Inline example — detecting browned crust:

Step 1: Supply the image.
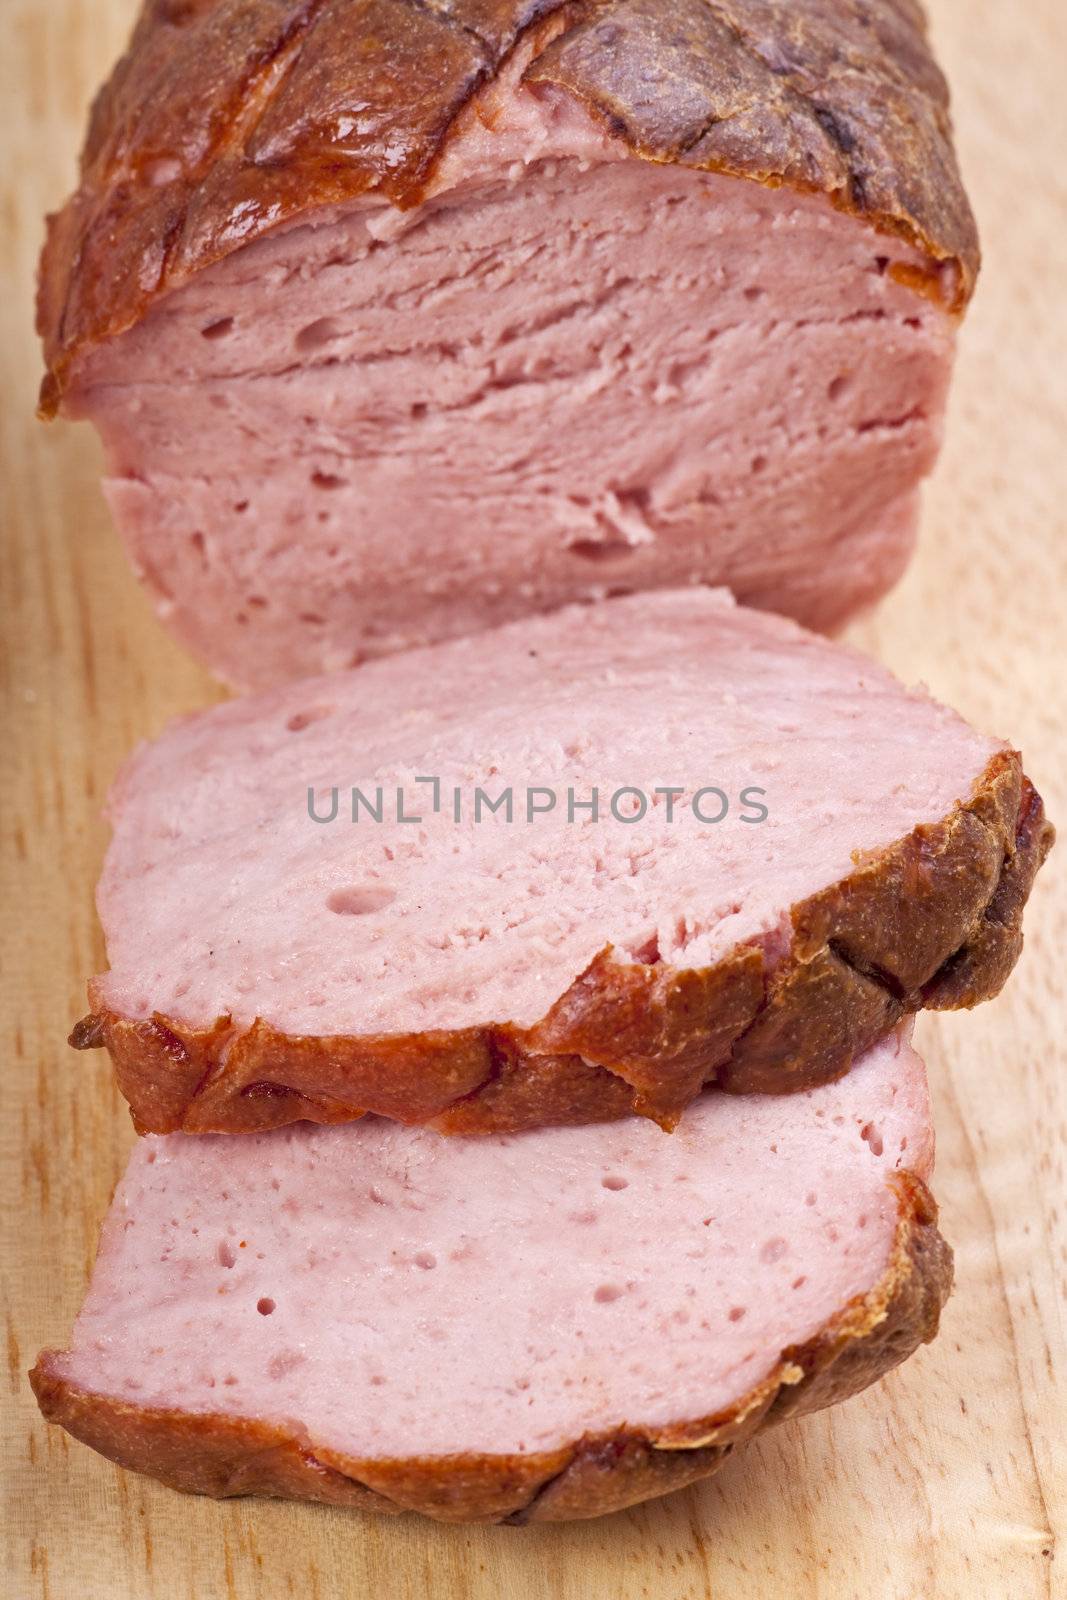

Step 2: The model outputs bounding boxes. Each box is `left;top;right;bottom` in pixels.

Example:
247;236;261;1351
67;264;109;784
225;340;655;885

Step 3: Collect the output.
29;1171;952;1523
38;0;979;413
69;750;1053;1137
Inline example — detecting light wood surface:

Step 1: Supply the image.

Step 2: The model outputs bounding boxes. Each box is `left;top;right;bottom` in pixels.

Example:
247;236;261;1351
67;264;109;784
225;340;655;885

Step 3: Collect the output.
3;2;1064;1595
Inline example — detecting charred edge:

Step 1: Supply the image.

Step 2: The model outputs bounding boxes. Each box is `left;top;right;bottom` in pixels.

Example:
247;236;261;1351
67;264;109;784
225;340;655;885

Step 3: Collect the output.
404;0;496;61
229;0;336;161
81;764;1045;1130
68;1013;106;1050
678;111;724;157
169;0;335;174
145;1016;193;1065
433;1030;513;1114
258;0;329;76
825;939;908;1004
156;206;187;295
502;1446;583;1524
220;0;337;173
671;22;814;161
921;776;1054;1003
1001;775;1055;909
710;935;899;1092
295;1448;391;1508
185;1021;234;1106
813;105;857;155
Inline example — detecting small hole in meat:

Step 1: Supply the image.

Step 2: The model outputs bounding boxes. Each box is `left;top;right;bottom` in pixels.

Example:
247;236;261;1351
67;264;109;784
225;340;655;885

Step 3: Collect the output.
411;403;427;420
311;471;347;491
874;255;890;275
567;537;636;563
326;885;396;916
286;706;333;733
233;500;249;514
743;286;765;301
792;1275;807;1291
601;1174;629;1191
217;1241;236;1269
860;1122;884;1157
728;1306;746;1322
247;595;267;610
751;454;767;474
295;317;343;353
414;1252;437;1271
257;1297;276;1316
201;317;234;340
594;1284;623;1303
828;374;851;401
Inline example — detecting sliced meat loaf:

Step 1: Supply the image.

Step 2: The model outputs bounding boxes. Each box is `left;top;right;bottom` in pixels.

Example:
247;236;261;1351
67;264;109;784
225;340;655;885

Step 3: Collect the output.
39;0;978;688
70;590;1052;1136
33;1029;951;1523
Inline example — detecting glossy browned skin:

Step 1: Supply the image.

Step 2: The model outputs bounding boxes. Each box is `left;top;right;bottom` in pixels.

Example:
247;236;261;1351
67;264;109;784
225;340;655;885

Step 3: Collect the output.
38;0;980;413
69;751;1053;1136
30;1172;951;1523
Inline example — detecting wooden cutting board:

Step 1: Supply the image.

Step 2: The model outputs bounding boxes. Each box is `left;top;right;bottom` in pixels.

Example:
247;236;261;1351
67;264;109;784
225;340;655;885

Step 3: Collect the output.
2;1;1064;1594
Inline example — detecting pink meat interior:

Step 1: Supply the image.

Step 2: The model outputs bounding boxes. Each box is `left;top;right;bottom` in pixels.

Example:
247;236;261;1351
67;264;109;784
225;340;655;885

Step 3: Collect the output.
48;1030;931;1459
93;589;1000;1037
68;66;956;689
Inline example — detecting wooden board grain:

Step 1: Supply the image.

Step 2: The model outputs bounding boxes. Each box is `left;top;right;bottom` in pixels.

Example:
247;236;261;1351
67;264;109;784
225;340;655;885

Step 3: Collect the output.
2;1;1064;1595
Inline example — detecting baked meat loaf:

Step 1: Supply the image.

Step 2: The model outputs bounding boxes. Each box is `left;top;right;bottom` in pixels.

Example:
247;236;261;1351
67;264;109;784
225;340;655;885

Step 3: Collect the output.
39;0;979;687
69;590;1052;1136
34;1028;951;1523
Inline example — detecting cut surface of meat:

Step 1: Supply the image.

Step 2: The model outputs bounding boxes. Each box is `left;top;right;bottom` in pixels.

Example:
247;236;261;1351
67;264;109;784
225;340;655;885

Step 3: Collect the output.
39;1;979;688
71;590;1052;1135
72;147;953;688
33;1030;952;1522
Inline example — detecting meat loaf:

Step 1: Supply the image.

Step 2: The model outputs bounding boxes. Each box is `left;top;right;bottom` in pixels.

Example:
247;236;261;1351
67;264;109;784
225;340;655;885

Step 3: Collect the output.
33;1029;951;1523
69;590;1052;1136
39;0;979;689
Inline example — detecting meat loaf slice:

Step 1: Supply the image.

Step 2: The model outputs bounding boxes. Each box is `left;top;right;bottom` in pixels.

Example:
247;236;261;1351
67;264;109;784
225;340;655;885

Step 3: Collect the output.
39;0;979;689
33;1030;951;1524
70;590;1052;1136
